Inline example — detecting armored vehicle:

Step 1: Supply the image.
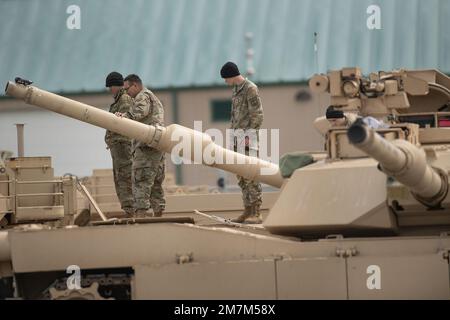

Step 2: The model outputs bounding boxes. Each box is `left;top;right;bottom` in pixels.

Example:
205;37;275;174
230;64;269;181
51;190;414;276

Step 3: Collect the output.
1;68;450;299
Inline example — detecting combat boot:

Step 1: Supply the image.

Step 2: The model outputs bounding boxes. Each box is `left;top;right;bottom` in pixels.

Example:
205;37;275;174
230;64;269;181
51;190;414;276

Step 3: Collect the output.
231;206;252;223
135;209;150;218
0;216;8;228
245;205;263;224
153;209;164;218
123;208;135;218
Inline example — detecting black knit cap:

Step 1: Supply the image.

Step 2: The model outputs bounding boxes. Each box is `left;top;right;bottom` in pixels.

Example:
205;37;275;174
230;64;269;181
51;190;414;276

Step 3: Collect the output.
326;106;344;119
220;62;240;79
105;72;124;87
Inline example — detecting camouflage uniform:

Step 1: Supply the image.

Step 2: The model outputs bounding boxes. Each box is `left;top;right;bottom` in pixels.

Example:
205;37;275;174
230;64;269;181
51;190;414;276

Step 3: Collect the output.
105;88;134;212
231;79;264;210
125;87;166;213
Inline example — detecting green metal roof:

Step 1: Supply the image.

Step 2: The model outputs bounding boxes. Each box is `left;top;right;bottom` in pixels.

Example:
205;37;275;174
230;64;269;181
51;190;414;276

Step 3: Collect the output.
1;0;449;94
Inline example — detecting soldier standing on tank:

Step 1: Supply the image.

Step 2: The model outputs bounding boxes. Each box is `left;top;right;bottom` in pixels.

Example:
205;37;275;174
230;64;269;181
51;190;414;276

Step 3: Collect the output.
104;72;134;217
220;62;264;224
116;74;166;217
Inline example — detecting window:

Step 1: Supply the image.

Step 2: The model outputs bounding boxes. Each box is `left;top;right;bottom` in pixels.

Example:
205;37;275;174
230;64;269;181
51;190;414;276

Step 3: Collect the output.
398;115;435;128
211;100;231;122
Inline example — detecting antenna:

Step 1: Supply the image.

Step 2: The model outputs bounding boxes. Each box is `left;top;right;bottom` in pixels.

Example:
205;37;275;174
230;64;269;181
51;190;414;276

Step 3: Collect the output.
313;32;323;121
245;32;255;77
314;32;319;74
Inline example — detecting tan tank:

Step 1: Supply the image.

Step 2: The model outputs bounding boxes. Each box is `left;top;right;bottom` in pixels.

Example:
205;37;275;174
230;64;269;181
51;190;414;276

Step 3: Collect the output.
1;71;450;300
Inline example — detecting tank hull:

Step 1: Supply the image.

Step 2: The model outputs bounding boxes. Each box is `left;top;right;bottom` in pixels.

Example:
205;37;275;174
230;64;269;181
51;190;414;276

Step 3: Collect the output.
4;223;450;299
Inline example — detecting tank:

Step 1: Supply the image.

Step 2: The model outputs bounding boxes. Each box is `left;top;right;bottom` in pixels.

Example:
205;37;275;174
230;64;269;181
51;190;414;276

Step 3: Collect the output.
1;70;450;300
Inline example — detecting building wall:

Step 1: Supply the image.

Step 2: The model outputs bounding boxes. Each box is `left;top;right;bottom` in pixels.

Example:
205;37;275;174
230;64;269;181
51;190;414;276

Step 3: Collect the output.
0;84;329;185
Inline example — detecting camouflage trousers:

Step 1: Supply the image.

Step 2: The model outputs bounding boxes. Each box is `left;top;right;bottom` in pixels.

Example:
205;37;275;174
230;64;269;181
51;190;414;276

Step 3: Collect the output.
234;142;262;207
109;142;133;210
237;175;262;207
132;145;166;212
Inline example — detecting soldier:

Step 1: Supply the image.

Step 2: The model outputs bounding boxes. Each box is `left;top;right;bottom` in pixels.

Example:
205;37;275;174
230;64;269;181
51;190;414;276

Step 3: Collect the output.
220;62;264;224
104;72;134;217
314;106;387;137
325;106;359;128
116;74;166;217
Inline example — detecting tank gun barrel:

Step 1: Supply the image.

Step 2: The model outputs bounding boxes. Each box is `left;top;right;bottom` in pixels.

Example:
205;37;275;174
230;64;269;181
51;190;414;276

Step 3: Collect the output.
347;122;448;208
4;81;283;188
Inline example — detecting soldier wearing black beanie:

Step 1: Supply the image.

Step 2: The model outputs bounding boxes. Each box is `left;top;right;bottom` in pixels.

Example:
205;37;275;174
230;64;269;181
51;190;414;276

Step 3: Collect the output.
220;62;241;79
105;71;124;87
104;71;134;216
220;61;264;224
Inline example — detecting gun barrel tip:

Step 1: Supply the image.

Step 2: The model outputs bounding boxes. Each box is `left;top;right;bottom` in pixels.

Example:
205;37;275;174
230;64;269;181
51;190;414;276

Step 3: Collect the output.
4;81;10;94
348;123;368;144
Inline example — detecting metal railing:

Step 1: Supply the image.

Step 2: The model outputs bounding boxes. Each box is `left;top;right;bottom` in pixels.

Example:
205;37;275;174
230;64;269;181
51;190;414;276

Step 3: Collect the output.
0;179;64;214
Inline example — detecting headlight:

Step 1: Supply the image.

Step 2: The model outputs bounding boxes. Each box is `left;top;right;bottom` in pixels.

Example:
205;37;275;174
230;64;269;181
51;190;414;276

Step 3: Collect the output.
343;80;359;97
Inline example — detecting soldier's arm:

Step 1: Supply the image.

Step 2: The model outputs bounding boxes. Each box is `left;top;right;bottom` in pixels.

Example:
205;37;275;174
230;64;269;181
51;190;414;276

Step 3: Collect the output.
126;93;150;121
118;94;133;114
313;116;331;136
247;86;264;129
